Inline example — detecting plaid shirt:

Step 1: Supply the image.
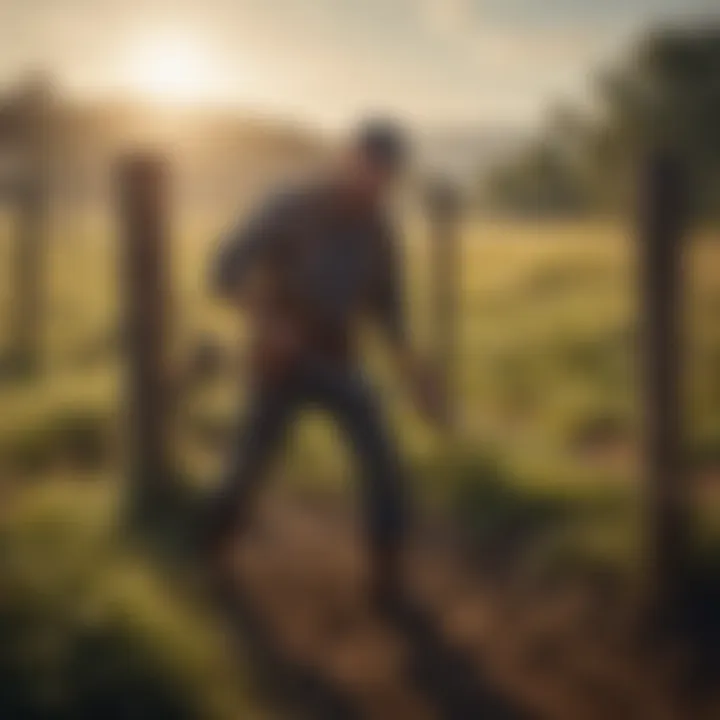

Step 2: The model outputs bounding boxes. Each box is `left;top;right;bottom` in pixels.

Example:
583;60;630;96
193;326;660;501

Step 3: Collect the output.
210;182;406;362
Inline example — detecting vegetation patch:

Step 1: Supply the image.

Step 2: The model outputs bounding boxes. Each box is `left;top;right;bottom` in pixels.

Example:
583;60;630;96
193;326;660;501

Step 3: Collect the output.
0;482;254;720
0;405;114;476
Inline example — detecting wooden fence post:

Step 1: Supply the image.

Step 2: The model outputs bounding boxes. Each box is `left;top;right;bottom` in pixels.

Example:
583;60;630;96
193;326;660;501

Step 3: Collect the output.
116;153;172;523
639;150;690;617
12;76;52;374
425;178;462;432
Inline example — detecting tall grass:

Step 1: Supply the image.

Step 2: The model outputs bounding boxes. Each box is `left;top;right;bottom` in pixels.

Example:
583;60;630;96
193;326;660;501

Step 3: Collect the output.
0;212;718;549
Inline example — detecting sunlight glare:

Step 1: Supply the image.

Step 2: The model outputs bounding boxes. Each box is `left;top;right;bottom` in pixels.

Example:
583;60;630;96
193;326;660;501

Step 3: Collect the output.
128;33;215;103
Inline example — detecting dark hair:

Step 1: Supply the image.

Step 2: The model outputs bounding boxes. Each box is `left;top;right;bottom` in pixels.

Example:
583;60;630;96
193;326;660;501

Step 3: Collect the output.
354;118;409;171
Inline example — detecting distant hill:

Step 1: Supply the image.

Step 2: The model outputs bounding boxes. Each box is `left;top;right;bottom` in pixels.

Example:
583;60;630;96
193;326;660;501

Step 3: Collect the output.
50;106;525;213
416;127;526;187
49;98;324;213
2;81;527;215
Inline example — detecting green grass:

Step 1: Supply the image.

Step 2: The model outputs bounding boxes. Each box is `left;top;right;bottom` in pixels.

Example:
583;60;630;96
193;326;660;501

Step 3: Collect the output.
1;210;719;715
1;214;720;539
0;479;256;719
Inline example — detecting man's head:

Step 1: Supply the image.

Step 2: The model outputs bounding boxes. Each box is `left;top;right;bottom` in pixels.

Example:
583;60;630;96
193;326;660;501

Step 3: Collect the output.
338;119;409;205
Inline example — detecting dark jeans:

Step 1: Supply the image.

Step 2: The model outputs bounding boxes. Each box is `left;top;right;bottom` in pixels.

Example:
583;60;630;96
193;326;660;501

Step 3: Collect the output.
208;357;406;556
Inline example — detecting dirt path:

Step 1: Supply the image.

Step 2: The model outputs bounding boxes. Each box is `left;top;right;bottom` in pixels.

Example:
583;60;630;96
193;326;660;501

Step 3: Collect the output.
214;496;708;720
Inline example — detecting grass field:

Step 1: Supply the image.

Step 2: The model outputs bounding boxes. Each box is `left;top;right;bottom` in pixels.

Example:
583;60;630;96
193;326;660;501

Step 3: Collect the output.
2;213;720;534
2;210;720;717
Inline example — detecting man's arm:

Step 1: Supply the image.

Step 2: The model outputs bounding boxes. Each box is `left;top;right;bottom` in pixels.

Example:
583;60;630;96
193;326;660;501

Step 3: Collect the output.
374;223;446;425
208;191;290;301
373;221;407;353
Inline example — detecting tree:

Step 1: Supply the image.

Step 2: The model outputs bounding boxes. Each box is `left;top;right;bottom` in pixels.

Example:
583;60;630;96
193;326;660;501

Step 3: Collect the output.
485;25;720;217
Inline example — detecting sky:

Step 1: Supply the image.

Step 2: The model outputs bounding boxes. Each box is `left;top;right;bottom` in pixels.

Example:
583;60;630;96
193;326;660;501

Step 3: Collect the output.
0;0;717;130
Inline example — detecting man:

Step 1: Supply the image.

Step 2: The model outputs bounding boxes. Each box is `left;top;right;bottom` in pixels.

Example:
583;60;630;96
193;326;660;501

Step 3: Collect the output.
206;120;443;604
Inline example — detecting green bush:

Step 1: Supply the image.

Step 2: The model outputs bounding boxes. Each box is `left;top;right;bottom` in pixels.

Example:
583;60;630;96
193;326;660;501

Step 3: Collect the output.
0;483;253;720
447;449;571;563
443;448;636;590
0;405;112;475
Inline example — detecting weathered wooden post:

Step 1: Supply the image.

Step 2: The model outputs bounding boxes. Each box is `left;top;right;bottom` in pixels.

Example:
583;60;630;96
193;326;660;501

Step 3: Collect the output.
2;76;53;374
638;151;690;617
425;178;462;432
116;153;173;523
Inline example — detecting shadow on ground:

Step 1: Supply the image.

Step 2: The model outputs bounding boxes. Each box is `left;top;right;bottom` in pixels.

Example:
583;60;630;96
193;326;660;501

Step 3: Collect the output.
216;576;365;720
385;594;528;720
210;569;529;720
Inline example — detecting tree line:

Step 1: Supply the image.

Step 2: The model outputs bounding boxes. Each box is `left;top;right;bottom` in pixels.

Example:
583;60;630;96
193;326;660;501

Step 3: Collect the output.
483;24;720;218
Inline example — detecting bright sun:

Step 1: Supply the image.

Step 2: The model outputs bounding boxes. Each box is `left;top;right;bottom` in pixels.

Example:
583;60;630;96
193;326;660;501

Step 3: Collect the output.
128;34;213;102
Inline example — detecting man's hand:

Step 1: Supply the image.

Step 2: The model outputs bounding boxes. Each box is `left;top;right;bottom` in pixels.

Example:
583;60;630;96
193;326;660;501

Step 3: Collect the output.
240;270;305;380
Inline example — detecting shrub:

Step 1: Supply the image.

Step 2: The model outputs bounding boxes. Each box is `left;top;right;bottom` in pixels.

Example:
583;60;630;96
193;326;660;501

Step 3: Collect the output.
0;405;113;475
447;449;571;568
0;483;254;720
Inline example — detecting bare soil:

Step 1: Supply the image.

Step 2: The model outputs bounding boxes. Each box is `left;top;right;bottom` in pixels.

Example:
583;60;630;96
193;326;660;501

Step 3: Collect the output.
213;495;719;720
